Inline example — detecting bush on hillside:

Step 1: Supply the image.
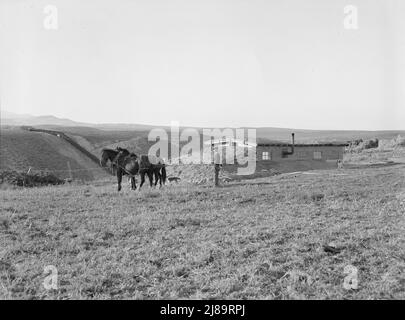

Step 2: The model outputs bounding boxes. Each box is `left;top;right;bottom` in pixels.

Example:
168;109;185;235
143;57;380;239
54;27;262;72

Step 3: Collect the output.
363;138;379;149
349;139;363;147
0;170;64;187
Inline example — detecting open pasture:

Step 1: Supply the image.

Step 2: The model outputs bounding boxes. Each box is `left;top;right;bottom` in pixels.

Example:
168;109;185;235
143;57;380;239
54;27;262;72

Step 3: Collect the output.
1;163;404;299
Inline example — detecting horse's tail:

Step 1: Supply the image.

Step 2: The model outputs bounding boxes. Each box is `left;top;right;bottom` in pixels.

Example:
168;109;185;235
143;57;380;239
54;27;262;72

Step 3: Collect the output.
161;165;166;185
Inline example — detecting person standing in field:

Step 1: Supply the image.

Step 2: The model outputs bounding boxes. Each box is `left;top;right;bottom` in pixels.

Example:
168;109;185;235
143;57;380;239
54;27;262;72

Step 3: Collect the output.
214;150;221;187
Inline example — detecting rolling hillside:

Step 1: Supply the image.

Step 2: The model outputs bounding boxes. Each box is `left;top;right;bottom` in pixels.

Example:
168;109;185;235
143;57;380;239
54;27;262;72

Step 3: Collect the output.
4;110;404;141
30;123;405;154
0;127;110;181
255;128;405;143
1;111;404;184
36;126;186;160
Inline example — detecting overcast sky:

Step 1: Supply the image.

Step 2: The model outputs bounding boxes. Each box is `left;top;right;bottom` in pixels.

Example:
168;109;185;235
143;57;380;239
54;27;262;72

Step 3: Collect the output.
0;0;404;129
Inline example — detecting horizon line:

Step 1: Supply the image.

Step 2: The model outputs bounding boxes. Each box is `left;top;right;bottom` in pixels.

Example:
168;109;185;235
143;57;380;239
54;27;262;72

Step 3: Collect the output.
1;109;404;132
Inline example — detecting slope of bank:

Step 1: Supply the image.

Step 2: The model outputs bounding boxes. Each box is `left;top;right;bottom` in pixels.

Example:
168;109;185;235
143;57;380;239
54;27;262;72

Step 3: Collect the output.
0;127;110;181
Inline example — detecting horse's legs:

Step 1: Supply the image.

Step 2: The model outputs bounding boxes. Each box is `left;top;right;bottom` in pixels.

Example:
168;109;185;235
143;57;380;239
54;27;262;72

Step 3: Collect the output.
154;170;159;187
131;176;136;190
159;169;163;187
148;171;154;187
117;170;122;192
161;166;166;185
157;170;162;188
139;172;145;189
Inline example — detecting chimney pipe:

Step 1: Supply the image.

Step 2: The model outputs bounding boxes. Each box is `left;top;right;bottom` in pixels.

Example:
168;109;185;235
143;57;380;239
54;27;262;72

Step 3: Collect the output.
291;133;295;154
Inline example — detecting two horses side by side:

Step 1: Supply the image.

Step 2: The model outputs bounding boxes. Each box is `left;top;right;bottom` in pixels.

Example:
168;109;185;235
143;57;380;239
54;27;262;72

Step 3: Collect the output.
100;147;166;191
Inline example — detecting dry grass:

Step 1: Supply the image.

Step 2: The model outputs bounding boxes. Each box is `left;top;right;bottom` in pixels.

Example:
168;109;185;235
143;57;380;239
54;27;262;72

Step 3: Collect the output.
0;128;108;180
0;164;404;300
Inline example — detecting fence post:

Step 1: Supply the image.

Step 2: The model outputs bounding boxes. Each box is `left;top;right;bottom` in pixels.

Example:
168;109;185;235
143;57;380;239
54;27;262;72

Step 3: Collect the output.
234;141;237;164
211;136;214;164
67;161;73;181
23;167;32;187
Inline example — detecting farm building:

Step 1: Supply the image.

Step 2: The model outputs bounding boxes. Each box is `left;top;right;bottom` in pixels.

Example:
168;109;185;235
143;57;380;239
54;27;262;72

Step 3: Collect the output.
209;133;348;173
256;134;346;162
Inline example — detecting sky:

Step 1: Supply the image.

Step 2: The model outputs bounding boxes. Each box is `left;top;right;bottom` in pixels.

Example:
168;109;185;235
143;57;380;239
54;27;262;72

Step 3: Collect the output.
0;0;404;130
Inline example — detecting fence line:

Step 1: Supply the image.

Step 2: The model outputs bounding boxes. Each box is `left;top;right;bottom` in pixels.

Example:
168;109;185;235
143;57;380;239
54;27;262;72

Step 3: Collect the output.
3;163;174;174
2;166;108;173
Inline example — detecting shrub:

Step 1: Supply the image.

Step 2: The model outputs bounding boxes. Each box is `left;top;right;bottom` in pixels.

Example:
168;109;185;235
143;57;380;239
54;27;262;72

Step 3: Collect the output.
363;138;379;149
0;170;64;187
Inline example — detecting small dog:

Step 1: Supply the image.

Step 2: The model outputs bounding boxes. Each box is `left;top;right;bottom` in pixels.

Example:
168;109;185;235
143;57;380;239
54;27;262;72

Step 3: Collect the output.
168;177;181;183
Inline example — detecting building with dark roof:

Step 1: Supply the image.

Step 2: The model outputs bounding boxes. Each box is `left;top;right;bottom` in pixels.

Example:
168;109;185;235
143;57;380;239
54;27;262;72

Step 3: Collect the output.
209;133;348;173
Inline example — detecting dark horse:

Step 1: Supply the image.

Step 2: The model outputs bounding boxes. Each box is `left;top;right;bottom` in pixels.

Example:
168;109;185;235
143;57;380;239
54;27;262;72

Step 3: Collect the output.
137;153;167;188
100;147;139;191
100;147;166;191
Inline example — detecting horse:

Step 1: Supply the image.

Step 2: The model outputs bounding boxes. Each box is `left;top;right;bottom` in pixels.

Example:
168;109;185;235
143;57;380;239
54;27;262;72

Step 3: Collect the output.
114;148;140;191
100;147;166;191
118;148;166;189
101;148;140;191
115;148;167;190
138;154;167;188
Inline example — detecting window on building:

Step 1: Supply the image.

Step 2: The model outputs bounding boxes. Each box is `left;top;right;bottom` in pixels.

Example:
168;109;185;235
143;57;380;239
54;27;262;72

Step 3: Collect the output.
313;151;322;159
297;151;307;159
262;151;270;160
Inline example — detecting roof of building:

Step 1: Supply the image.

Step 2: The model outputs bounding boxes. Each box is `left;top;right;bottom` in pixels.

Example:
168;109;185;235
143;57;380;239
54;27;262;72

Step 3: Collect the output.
257;143;348;147
204;138;257;147
203;137;348;148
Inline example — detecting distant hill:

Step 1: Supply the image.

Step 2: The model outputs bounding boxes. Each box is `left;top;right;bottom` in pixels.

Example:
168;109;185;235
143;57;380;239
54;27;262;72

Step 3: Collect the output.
2;110;404;143
1;110;90;127
0;110;168;131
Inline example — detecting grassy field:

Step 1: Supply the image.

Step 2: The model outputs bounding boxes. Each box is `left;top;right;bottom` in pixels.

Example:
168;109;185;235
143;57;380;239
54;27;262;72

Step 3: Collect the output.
0;126;156;182
1;163;404;299
0;127;109;180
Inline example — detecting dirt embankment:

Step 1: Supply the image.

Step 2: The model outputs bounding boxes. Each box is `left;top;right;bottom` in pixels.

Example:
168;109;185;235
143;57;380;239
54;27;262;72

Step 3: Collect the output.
0;127;110;181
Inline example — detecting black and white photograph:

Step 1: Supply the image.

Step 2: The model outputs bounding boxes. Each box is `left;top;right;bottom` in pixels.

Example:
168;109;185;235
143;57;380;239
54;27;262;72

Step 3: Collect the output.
0;0;404;305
